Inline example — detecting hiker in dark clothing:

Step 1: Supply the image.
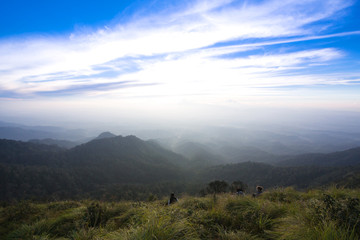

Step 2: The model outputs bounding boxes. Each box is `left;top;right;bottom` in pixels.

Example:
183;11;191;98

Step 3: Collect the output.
168;193;178;205
252;186;263;197
236;188;245;196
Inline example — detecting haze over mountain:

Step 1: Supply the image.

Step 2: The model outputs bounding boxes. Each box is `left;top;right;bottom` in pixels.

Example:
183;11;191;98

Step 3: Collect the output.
1;128;360;201
28;138;79;149
95;131;117;140
0;134;193;201
2;120;360;159
0;121;90;142
277;147;360;167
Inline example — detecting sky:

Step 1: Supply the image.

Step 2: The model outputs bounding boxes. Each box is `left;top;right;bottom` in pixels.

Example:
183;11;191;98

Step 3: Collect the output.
0;0;360;129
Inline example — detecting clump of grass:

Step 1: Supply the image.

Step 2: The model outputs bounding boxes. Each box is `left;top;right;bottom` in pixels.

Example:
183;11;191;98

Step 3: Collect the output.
217;228;262;240
0;201;43;238
107;206;146;230
47;201;81;211
179;196;213;211
5;224;34;240
262;187;301;203
311;221;359;240
2;201;39;222
5;205;87;239
280;188;360;240
225;197;286;238
71;227;105;240
102;204;199;240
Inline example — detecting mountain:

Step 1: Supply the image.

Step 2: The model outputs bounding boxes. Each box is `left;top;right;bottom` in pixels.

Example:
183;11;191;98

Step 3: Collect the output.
65;135;190;182
215;144;278;163
0;135;191;201
0;125;88;141
0;127;56;141
94;131;117;140
198;161;360;189
159;126;360;155
2;134;360;202
162;141;226;166
277;146;360;167
0;139;65;165
156;138;277;165
28;138;79;149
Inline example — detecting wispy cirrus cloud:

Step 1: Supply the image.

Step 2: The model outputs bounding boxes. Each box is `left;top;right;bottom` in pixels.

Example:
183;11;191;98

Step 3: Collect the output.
0;0;358;106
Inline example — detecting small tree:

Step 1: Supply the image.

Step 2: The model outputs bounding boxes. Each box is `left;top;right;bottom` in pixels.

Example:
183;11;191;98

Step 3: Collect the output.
207;180;229;194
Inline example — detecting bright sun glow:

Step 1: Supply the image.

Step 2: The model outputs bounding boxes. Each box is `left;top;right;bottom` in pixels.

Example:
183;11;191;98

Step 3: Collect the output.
0;0;360;125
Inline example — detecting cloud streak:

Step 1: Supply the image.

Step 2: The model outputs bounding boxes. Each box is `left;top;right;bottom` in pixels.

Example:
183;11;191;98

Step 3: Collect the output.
0;0;358;112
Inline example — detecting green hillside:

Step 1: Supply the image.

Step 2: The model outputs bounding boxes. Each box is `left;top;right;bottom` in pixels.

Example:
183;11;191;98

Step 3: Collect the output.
199;162;360;189
1;187;359;240
0;136;192;201
1;135;360;202
277;147;360;167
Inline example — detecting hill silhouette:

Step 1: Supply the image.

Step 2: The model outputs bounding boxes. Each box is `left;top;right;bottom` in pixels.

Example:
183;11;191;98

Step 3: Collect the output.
0;139;64;165
0;136;191;201
0;124;87;141
29;138;78;149
65;135;189;182
198;161;360;189
94;131;117;140
277;146;360;167
1;135;360;201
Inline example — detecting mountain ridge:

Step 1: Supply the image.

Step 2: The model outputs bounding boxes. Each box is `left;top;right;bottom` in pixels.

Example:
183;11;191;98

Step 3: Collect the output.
1;134;360;201
277;146;360;167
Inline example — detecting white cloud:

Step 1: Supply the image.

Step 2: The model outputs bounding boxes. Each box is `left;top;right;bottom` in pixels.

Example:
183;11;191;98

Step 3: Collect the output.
0;0;356;110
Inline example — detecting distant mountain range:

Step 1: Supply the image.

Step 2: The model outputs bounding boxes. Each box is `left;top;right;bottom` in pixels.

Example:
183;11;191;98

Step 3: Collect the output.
28;138;79;149
0;126;59;141
199;162;360;190
155;138;278;165
94;131;117;140
0;133;192;201
1;131;360;201
0;121;88;142
2;121;360;155
65;134;189;180
277;147;360;167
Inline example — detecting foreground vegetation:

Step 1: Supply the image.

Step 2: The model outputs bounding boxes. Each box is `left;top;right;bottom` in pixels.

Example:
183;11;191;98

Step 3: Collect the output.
1;187;359;240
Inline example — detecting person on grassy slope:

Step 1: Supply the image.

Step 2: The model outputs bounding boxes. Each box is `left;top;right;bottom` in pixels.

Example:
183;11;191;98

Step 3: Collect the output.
252;186;263;197
168;193;178;205
236;188;245;196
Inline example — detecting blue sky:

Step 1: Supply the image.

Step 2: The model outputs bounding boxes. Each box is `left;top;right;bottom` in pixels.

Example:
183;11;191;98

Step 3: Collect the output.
0;0;360;126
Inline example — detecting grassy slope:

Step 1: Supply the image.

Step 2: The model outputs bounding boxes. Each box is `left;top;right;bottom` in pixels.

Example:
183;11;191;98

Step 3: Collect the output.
1;187;359;240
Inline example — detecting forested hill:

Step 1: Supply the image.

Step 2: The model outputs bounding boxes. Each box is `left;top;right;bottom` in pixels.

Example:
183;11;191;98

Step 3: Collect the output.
198;161;360;189
1;135;360;201
62;135;191;183
0;135;191;201
66;135;188;168
277;146;360;167
0;135;189;169
0;139;64;165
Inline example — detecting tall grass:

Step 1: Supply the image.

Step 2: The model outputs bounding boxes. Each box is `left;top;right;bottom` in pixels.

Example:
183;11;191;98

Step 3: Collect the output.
1;188;359;240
